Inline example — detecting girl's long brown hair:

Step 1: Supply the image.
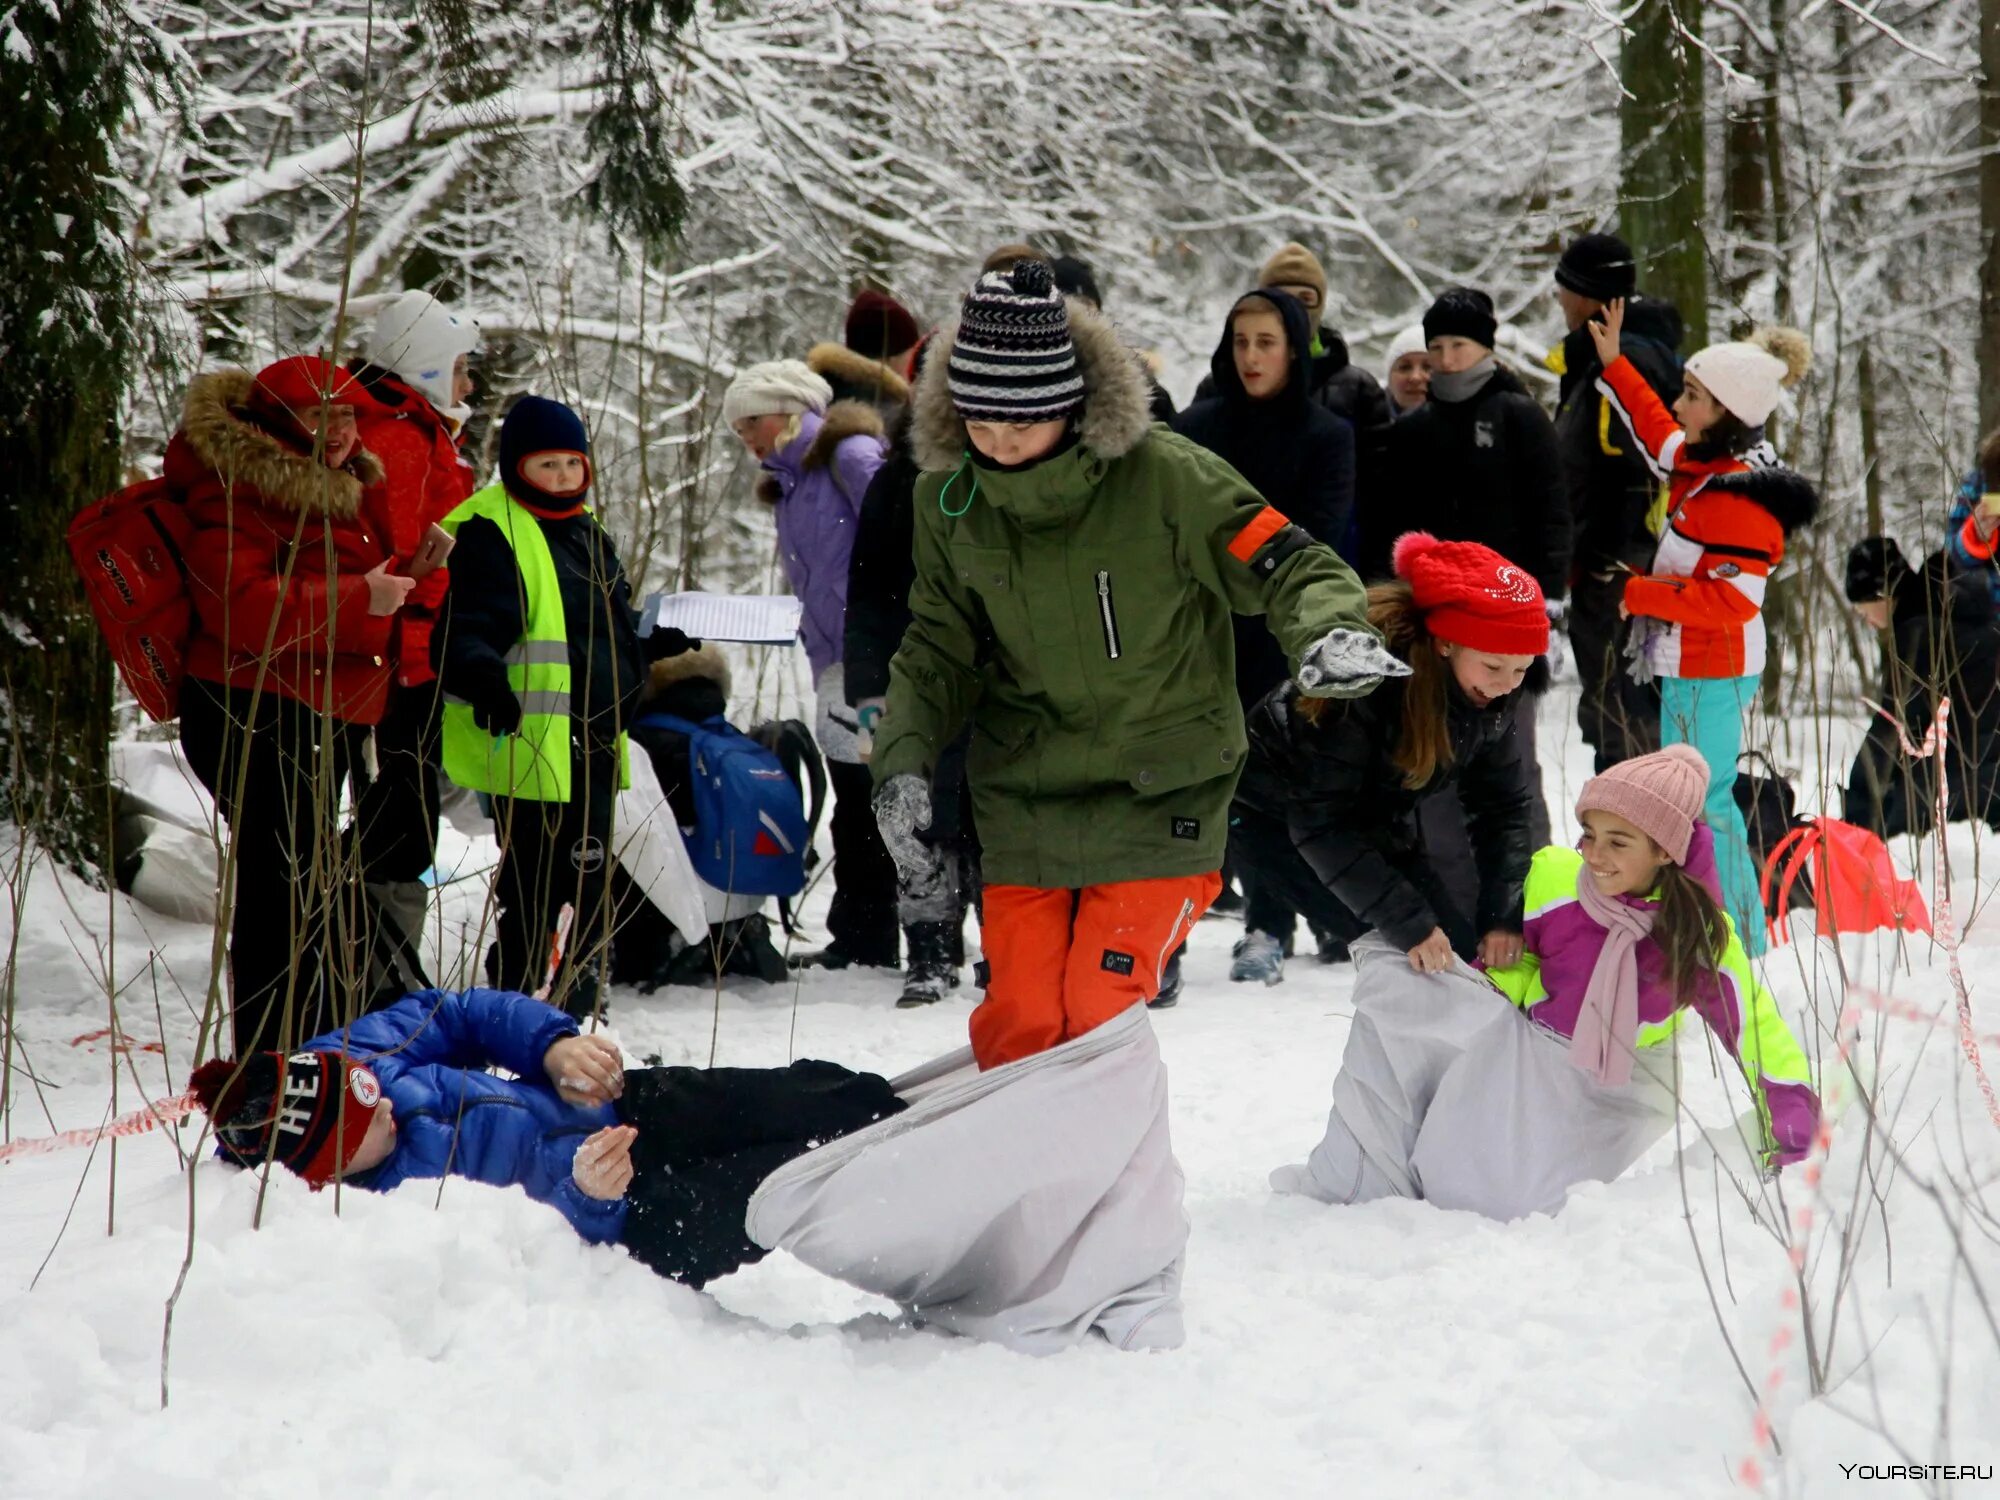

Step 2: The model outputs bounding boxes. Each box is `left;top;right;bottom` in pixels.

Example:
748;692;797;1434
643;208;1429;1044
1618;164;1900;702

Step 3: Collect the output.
1651;853;1730;1001
1297;581;1450;788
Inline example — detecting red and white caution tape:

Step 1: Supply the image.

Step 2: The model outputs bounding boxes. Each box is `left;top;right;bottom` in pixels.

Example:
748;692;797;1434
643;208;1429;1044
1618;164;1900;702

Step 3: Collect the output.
1739;697;2000;1489
0;1091;198;1167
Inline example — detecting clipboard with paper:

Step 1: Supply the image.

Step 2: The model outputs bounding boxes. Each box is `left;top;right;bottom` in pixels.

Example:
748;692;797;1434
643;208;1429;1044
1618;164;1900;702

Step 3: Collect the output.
640;592;803;646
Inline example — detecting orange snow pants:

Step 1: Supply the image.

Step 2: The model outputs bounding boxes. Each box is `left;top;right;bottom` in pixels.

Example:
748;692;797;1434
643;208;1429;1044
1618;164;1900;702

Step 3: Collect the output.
970;872;1221;1070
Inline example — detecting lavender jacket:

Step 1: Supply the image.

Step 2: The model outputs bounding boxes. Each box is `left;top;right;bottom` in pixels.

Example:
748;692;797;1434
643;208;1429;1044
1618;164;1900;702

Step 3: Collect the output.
759;403;888;679
1485;828;1821;1165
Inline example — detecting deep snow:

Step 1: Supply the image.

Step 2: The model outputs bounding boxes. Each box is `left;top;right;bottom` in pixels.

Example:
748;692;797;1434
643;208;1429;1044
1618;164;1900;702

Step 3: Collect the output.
2;686;1997;1499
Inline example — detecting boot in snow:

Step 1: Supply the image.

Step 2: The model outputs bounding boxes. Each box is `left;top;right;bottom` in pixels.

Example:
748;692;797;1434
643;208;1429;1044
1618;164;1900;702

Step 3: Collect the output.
1313;925;1351;966
896;921;960;1008
1147;948;1185;1009
789;940;899;973
1230;929;1286;985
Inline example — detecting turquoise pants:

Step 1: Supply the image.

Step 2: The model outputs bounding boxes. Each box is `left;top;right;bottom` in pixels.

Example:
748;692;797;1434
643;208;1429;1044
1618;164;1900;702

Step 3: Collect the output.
1660;674;1766;958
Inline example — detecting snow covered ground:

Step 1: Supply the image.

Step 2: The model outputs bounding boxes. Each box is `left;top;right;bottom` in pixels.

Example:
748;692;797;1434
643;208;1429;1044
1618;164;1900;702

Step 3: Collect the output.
3;687;1997;1498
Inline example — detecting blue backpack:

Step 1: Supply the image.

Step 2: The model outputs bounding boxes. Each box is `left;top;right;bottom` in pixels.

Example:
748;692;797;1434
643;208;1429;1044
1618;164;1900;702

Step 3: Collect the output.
636;712;810;897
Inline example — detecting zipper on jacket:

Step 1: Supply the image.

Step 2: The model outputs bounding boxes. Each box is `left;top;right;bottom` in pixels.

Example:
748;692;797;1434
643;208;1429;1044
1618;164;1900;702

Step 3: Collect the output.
1095;570;1122;660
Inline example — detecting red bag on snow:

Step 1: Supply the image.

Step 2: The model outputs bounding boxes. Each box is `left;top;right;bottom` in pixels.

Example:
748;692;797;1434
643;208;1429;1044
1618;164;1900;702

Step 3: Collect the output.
66;477;194;722
1761;816;1931;945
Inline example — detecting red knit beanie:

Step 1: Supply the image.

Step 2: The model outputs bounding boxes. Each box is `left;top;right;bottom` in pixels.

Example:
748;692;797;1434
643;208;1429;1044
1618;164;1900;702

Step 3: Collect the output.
189;1051;383;1187
1391;531;1549;655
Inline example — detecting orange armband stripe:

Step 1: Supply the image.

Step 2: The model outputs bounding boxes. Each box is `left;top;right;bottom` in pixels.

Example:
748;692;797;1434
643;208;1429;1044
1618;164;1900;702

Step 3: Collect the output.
1227;505;1292;563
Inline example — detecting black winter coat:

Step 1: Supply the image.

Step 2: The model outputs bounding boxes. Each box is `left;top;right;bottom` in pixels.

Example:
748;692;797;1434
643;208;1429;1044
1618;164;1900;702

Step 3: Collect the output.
1553;296;1684;577
1373;363;1568;597
1174;289;1357;705
1884;550;2000;745
433;507;647;752
1235;675;1533;949
842;402;923;705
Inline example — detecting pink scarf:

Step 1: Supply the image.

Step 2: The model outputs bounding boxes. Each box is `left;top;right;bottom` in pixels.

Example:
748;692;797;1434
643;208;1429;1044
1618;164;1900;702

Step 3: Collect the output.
1569;867;1655;1086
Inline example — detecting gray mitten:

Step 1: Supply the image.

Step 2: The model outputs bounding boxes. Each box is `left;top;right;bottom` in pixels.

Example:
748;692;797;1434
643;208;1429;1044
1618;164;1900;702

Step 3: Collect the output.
1622;618;1658;685
1295;628;1413;698
873;773;944;895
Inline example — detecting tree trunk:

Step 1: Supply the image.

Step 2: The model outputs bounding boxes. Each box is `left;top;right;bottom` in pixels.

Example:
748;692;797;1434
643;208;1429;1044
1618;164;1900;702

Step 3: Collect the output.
1982;0;2000;438
1621;0;1709;349
0;1;131;876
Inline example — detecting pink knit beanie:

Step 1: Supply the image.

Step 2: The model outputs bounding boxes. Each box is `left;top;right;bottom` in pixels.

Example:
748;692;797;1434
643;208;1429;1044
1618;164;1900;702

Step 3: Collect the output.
1575;745;1710;864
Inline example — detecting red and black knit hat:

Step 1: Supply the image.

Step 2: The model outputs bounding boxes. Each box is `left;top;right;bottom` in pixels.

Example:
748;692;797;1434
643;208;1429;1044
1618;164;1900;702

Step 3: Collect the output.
1392;531;1549;656
189;1051;382;1187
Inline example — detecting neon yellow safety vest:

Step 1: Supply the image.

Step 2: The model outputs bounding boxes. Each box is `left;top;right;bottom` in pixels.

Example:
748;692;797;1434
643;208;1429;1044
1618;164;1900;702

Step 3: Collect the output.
438;483;628;803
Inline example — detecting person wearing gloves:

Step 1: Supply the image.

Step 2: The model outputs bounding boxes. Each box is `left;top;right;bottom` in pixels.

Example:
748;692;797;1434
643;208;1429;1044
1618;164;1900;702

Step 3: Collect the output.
432;396;694;1017
869;257;1399;1069
1381;324;1430;419
1273;746;1821;1219
1545;232;1685;773
347;290;483;990
175;356;412;1053
188;986;902;1288
1589;301;1819;955
723;360;899;974
1230;534;1541;984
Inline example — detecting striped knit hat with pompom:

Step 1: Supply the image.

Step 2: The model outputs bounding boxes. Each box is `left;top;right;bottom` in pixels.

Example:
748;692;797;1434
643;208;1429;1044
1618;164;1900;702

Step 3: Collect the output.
946;259;1086;424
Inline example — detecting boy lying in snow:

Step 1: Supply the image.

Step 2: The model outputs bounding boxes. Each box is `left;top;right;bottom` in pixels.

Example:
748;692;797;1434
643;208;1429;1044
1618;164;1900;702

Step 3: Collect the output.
189;988;901;1287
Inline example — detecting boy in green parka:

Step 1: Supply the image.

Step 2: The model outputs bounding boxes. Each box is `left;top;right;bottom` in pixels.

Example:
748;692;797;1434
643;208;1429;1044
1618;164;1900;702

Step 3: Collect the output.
870;259;1402;1068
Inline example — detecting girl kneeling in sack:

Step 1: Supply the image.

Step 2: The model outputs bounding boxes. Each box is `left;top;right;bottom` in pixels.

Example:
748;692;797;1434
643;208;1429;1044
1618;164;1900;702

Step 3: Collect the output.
1273;745;1820;1220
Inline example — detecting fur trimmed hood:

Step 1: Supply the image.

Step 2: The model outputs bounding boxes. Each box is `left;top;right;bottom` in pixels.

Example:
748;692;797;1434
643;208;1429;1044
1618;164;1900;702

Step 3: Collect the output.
1709;465;1820;537
644;640;731;699
754;400;886;505
180;368;384;519
806;342;911;408
910;295;1153;473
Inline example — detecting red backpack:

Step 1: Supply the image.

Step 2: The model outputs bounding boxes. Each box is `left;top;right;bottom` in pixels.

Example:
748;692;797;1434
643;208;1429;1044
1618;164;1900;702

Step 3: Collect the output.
66;478;194;722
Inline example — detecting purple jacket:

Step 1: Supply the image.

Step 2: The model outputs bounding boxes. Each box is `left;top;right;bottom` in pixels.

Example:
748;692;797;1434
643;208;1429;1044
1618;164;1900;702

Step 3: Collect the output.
1488;828;1821;1165
759;403;888;678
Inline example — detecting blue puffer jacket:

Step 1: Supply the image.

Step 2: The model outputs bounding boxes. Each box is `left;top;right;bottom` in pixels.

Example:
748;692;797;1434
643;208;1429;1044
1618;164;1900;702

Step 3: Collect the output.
306;989;625;1243
1945;466;2000;612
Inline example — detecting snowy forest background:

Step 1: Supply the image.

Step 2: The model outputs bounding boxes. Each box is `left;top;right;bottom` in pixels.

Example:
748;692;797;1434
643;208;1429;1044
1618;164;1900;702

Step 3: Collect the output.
4;0;1994;874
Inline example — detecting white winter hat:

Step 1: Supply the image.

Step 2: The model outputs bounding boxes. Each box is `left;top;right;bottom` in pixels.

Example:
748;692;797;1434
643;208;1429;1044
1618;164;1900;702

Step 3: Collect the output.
366;291;480;416
1381;324;1427;382
1684;342;1790;427
722;361;833;426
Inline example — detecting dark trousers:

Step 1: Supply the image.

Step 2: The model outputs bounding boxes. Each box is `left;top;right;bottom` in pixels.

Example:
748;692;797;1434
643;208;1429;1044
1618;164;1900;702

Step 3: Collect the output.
351;681;442;883
826;759;900;964
1228;802;1479;959
489;746;618;1013
616;1059;905;1287
1570;572;1660;773
180;677;365;1054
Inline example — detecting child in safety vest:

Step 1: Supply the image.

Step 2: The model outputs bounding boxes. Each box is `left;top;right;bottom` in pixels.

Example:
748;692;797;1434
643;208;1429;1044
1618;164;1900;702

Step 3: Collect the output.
1273;745;1821;1219
1587;301;1819;957
432;396;693;1017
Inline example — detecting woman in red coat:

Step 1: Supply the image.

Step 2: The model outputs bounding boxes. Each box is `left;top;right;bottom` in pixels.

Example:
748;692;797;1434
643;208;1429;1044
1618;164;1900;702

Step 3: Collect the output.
172;355;416;1054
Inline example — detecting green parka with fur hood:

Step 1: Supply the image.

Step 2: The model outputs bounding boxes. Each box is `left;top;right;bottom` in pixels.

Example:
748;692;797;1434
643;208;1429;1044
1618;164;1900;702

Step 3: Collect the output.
871;296;1376;889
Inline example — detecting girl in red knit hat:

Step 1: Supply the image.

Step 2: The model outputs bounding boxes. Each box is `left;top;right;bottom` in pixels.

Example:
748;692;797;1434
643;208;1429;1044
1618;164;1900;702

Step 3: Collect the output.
1273;743;1820;1219
1230;532;1547;984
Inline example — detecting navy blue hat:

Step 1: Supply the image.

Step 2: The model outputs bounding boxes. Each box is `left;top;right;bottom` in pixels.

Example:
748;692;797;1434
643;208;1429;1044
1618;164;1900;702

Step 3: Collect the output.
500;395;592;508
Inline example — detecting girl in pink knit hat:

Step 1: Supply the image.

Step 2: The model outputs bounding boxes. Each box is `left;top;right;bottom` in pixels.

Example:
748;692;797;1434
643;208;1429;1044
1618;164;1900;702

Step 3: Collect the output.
1273;744;1819;1221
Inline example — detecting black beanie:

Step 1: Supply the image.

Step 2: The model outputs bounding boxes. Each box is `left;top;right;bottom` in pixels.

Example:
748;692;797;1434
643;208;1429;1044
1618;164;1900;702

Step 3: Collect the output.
1555;232;1638;304
1050;255;1103;309
1422;287;1497;351
1844;537;1910;604
500;395;593;511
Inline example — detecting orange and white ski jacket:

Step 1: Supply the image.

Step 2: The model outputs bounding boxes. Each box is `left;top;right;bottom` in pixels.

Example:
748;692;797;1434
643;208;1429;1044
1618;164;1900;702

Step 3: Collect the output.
1597;356;1818;680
